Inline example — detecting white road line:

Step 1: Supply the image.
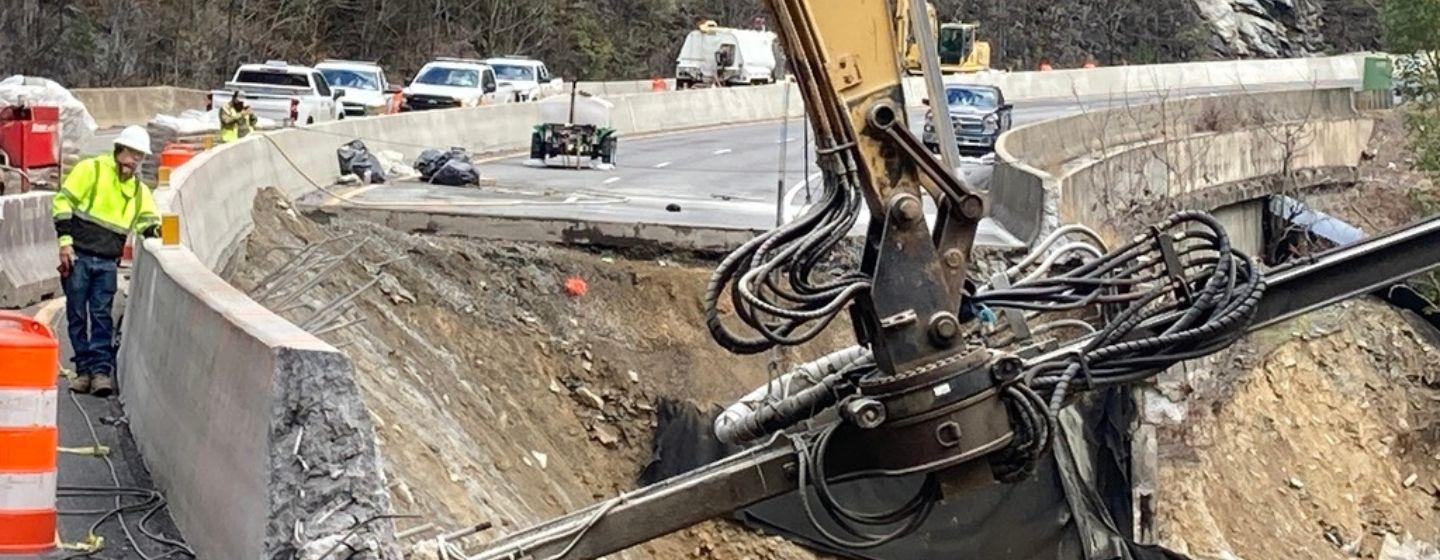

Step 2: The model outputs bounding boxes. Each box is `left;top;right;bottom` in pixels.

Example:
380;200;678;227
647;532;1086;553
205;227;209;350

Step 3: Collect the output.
602;177;620;184
654;161;672;168
711;148;732;155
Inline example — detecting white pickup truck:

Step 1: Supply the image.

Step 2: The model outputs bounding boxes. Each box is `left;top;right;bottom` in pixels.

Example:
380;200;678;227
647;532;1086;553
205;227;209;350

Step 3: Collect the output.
316;60;400;116
403;58;515;111
209;61;345;126
485;57;564;102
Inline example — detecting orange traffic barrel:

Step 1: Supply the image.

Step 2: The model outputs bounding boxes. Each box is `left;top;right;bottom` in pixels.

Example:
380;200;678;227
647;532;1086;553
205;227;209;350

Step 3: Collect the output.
159;144;196;170
0;311;59;554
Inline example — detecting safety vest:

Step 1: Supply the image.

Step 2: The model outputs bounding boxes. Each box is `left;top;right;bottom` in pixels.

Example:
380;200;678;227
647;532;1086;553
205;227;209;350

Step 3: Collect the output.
219;104;254;143
52;154;159;256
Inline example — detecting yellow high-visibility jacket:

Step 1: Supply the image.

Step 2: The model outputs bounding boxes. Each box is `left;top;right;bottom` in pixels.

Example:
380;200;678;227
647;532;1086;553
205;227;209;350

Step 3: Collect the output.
219;104;256;143
52;154;160;258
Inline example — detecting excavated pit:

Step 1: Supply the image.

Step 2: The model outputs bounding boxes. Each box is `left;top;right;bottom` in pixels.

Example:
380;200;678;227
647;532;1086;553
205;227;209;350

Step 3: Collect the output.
223;188;844;559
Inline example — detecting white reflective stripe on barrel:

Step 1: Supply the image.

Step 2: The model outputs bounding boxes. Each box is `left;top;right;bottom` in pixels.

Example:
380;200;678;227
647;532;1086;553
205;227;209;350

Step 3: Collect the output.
0;472;56;511
0;389;57;427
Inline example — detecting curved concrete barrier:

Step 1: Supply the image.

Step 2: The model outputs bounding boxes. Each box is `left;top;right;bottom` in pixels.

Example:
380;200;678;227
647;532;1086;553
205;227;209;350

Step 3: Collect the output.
904;53;1368;103
993;87;1370;244
71;86;207;128
0;192;59;308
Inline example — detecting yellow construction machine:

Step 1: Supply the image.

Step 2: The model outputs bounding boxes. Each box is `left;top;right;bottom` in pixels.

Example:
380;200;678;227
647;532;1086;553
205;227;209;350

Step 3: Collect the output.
899;2;992;74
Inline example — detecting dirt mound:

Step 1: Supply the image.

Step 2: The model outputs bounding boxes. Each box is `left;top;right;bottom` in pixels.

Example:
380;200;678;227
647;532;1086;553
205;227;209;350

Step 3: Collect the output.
224;188;843;559
1153;301;1440;559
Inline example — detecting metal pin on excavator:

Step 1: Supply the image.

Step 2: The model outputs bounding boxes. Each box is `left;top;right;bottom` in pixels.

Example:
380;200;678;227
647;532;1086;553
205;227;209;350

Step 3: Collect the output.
470;1;1440;558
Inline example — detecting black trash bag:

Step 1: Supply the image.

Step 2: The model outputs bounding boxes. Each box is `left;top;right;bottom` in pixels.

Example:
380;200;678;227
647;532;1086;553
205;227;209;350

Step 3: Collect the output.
415;147;474;182
430;159;479;186
413;148;447;180
336;139;386;184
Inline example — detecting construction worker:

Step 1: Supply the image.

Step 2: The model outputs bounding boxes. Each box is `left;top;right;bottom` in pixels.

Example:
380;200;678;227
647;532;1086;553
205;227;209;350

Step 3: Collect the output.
52;125;161;396
219;90;257;142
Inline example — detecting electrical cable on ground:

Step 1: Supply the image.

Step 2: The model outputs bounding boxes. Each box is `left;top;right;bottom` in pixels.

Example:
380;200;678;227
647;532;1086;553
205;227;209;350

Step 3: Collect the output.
64;381;196;559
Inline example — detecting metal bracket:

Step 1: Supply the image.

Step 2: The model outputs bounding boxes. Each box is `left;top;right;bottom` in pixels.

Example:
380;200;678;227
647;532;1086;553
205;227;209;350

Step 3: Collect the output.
828;54;862;90
989;272;1032;342
1151;226;1193;305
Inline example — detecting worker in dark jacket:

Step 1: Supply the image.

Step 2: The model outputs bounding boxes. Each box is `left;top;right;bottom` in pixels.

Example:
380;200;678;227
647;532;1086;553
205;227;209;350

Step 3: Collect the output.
52;125;161;396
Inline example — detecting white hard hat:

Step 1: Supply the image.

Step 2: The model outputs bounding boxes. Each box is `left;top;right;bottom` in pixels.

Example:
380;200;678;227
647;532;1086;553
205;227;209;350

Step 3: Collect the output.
114;125;152;155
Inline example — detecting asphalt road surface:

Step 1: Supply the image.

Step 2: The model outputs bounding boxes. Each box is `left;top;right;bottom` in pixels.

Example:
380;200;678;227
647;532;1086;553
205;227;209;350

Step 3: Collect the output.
313;80;1357;247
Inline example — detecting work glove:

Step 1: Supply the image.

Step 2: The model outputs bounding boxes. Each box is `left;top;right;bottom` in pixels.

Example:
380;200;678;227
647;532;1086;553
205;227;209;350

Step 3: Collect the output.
58;245;74;278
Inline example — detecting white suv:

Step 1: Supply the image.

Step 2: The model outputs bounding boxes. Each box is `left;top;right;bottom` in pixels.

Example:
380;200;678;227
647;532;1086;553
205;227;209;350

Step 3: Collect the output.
485;57;563;102
403;58;514;110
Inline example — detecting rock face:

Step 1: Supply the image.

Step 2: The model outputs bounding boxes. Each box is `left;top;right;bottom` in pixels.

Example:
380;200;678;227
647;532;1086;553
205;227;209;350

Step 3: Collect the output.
1193;0;1326;57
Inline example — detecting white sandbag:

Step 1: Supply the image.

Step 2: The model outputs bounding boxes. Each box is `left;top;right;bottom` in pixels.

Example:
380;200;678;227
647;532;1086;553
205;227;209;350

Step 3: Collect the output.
0;75;98;154
149;109;280;136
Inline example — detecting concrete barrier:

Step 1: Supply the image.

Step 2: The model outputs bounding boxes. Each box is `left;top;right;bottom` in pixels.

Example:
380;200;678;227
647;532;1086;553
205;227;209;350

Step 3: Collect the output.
577;78;677;95
72;87;207;128
992;87;1372;244
903;53;1369;103
118;240;395;559
0;192;59;308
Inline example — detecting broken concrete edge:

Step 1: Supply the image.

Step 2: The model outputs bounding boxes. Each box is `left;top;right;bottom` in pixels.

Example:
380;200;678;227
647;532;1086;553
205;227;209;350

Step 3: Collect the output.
992;87;1369;244
71;86;208;129
0;192;61;309
118;239;399;559
304;204;766;256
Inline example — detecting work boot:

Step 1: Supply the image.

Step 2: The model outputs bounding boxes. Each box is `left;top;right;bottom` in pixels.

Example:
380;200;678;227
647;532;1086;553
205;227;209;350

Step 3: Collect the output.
90;375;115;398
69;374;92;394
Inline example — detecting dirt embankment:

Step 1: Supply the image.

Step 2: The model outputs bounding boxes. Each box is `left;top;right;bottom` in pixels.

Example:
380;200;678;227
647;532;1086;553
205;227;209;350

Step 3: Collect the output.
1154;301;1440;559
1154;110;1440;559
225;189;847;559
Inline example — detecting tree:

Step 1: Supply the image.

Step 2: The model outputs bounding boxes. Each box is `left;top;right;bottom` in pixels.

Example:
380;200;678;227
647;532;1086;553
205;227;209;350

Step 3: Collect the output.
1384;0;1440;94
1384;0;1440;177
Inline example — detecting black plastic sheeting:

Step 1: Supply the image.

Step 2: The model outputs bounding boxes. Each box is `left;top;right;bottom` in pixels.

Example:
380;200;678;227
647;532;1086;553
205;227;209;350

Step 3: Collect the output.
643;393;1189;560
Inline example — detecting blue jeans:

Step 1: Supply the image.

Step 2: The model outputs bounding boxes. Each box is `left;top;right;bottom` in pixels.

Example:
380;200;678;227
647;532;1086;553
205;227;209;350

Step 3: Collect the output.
62;252;119;376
